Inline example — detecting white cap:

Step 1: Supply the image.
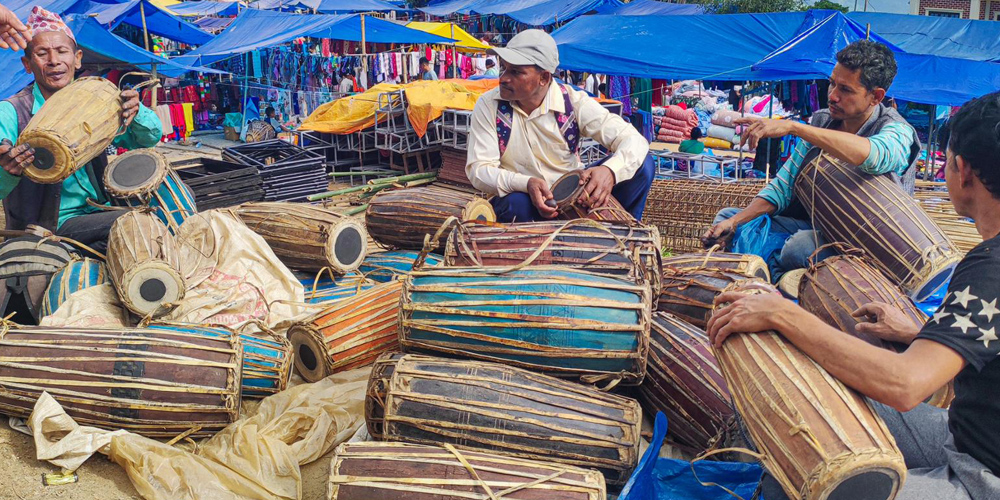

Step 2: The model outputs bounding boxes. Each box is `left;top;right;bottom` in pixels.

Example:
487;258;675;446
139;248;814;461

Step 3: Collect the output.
488;29;559;73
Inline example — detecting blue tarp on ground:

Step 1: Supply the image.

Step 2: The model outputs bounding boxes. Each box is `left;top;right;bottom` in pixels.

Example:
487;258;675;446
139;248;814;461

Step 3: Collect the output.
168;0;240;17
553;12;809;80
594;0;704;16
177;9;453;65
64;0;215;44
848;12;1000;63
0;16;223;100
421;0;616;25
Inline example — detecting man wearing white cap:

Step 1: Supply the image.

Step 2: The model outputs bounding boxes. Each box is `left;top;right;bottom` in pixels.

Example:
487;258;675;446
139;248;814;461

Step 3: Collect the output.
466;29;653;222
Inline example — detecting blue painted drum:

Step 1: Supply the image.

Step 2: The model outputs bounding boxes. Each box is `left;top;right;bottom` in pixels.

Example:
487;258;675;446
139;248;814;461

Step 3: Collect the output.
104;149;198;235
400;266;652;385
358;251;443;283
42;258;109;317
296;271;377;304
147;324;293;398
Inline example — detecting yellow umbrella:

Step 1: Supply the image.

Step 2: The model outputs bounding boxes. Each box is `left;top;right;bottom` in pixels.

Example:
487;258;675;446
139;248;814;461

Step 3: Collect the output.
405;21;491;52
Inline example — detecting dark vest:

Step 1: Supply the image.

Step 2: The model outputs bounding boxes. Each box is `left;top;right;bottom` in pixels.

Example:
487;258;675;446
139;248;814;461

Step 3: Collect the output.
783;103;922;220
2;85;110;232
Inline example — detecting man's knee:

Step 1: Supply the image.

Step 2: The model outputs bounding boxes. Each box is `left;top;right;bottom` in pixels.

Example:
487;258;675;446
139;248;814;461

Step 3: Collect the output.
779;229;827;270
491;192;539;223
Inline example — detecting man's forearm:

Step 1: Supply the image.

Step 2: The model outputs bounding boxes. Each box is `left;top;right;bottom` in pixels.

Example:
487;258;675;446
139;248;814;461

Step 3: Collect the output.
730;197;777;226
791;121;872;166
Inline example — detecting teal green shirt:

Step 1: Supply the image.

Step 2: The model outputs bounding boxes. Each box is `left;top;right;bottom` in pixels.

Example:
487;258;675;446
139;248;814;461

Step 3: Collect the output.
757;121;915;213
483;68;499;77
678;139;705;154
0;83;163;228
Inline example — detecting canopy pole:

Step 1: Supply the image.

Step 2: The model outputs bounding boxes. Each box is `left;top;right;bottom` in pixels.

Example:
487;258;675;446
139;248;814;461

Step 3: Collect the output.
766;81;774;182
927;105;936;179
140;0;151;52
451;23;457;78
151;63;158;107
361;14;368;87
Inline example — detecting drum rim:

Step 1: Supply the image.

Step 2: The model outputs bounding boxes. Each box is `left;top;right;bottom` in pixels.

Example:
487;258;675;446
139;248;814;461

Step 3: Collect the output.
19;132;75;184
119;262;185;316
551;170;585;210
326;219;368;274
461;197;498;224
104;149;170;197
905;256;960;302
287;323;331;383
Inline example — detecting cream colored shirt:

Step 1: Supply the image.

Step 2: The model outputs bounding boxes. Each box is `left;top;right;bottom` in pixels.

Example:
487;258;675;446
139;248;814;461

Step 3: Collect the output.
466;82;650;197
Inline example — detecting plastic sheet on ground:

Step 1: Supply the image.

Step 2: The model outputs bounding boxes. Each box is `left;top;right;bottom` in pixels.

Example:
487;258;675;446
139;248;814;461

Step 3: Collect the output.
28;368;370;500
300;79;498;137
40;210;310;332
620;413;763;500
29;392;129;473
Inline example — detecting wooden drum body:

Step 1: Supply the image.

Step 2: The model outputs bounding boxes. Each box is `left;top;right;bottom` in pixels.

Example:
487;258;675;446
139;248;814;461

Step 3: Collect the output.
794;153;961;302
551;170;636;224
42;257;108;317
106;211;186;317
400;266;651;385
662;251;770;282
365;185;495;250
0;325;242;437
18;77;122;184
328;442;606;500
713;285;906;500
288;281;402;382
365;354;642;486
237;201;368;273
104;149;198;235
444;220;663;295
639;312;733;452
658;268;759;328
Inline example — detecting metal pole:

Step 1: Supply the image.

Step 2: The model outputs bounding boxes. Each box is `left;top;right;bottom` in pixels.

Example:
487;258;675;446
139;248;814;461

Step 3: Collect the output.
927;105;936;179
864;0;869;12
766;81;774;182
140;0;151;52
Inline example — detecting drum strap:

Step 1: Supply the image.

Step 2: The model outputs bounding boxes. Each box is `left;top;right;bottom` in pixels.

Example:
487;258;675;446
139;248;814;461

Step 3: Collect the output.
495;83;580;158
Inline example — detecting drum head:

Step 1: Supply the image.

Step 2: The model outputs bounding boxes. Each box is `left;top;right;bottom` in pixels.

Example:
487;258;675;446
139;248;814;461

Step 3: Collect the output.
32;147;56;171
122;263;184;316
827;470;898;500
463;199;497;224
330;222;367;273
107;150;165;194
288;326;328;382
911;264;956;303
551;171;583;204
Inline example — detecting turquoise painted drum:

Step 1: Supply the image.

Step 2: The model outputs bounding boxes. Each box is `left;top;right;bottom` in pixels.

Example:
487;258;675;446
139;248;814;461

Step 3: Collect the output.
400;266;652;385
42;258;108;317
358;251;443;283
295;271;377;304
147;324;292;398
104;149;198;235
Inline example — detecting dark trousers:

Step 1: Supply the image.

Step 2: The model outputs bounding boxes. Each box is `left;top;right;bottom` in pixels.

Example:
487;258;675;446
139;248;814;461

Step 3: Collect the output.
55;210;128;253
490;153;656;223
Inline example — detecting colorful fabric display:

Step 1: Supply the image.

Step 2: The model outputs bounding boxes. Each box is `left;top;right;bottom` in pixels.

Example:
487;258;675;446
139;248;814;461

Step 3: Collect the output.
707;124;737;143
712;109;743;127
704;137;733;150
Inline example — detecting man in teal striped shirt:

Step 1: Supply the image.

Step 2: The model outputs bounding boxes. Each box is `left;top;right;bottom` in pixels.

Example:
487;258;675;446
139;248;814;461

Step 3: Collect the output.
0;8;161;251
703;40;920;274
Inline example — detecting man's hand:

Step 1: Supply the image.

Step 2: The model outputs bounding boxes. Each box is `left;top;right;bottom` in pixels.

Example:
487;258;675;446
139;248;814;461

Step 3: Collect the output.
526;177;558;219
707;288;792;348
734;117;796;150
852;302;921;345
701;218;737;249
0;142;34;176
0;5;30;51
578;165;615;208
121;89;141;128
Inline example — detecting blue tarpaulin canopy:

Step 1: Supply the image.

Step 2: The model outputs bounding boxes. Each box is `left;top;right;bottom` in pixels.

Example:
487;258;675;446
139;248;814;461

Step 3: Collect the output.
594;0;705;16
553;12;809;80
315;0;408;13
848;12;1000;63
168;1;240;17
553;11;1000;106
63;0;215;44
194;16;235;32
177;9;453;66
421;0;617;25
0;16;223;100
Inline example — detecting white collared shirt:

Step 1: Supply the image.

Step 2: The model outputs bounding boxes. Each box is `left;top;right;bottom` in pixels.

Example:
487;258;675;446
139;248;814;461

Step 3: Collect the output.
465;82;649;197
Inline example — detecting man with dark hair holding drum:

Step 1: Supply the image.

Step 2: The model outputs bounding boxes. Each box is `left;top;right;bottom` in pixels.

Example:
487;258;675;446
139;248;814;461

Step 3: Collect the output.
703;40;920;273
0;7;161;250
708;92;1000;499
